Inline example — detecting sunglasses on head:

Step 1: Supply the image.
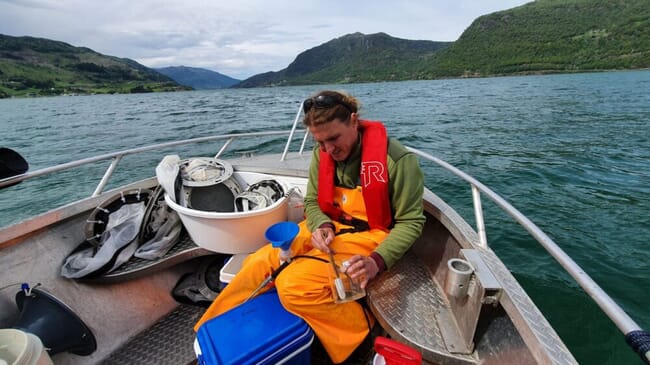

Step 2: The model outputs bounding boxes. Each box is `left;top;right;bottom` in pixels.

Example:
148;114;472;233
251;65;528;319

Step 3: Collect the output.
302;94;353;113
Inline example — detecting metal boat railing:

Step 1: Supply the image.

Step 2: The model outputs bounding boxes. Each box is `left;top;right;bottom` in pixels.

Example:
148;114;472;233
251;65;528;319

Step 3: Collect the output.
405;148;645;344
0;130;297;195
293;98;645;361
1;115;647;362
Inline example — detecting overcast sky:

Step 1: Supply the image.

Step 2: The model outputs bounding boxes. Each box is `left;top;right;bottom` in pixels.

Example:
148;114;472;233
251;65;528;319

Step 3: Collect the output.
1;0;531;79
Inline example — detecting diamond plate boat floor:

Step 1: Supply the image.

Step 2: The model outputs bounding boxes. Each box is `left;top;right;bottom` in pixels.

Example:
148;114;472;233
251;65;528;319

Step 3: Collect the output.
368;251;478;365
101;304;204;365
101;303;376;365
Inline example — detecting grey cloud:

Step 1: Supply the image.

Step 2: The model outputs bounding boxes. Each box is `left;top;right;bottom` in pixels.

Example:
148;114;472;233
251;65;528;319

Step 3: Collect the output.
1;0;532;79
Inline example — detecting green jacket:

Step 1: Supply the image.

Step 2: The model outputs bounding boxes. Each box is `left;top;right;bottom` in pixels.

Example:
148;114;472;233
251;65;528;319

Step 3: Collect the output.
304;136;425;269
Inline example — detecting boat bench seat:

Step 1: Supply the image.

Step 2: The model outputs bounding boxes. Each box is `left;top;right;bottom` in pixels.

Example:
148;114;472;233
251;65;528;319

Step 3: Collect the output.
367;250;478;365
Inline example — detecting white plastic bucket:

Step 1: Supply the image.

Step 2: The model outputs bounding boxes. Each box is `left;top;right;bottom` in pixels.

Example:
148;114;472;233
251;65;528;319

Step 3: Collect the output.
0;329;53;365
373;353;386;365
166;171;291;254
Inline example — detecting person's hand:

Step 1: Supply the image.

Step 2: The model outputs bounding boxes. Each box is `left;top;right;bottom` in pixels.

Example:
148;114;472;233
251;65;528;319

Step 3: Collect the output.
342;254;379;289
311;226;334;253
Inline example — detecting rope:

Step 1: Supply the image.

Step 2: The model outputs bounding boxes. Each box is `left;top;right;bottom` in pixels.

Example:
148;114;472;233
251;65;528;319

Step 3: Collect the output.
625;330;650;364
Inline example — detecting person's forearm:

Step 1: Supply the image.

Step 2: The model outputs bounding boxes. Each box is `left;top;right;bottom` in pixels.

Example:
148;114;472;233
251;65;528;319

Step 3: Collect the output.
374;218;423;268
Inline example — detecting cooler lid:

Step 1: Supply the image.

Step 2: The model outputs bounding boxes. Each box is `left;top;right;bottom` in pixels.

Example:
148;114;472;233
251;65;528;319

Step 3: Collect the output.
196;290;313;365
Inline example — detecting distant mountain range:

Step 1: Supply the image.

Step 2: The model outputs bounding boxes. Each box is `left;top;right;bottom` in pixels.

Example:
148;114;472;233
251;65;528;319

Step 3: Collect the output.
155;66;239;89
234;32;451;87
1;0;647;97
236;0;649;87
0;34;190;98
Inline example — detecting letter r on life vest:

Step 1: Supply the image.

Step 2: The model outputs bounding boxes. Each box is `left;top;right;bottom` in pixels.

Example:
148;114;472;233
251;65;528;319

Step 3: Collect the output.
361;161;386;188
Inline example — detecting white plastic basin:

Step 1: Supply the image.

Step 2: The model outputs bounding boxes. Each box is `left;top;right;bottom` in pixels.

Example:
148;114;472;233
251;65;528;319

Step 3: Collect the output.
165;172;289;254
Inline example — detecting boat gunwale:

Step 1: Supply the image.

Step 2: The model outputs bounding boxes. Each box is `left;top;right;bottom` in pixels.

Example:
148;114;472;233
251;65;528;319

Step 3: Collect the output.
0;130;306;191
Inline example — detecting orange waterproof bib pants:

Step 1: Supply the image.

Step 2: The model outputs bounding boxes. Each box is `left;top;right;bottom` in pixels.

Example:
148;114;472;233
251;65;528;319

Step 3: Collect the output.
194;185;388;363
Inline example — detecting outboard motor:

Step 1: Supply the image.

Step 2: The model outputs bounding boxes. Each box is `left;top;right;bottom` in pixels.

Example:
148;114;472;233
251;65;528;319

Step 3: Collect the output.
7;285;96;358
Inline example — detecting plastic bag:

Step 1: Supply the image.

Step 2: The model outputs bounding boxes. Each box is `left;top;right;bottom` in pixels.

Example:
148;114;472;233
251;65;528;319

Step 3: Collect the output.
156;155;180;203
61;202;145;278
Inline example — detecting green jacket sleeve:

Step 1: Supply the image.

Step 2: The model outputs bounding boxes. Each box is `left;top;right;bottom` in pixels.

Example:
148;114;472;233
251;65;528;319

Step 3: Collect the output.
373;150;425;268
304;147;331;232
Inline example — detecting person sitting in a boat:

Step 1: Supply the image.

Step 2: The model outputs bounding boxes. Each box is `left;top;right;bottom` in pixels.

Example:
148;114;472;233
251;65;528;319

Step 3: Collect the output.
194;90;425;363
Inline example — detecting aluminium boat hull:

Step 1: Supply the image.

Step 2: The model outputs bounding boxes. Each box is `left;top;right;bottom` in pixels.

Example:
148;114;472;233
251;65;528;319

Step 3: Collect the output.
0;146;579;365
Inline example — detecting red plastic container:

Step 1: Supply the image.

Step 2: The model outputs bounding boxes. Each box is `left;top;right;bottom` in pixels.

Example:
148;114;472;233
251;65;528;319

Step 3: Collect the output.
374;336;422;365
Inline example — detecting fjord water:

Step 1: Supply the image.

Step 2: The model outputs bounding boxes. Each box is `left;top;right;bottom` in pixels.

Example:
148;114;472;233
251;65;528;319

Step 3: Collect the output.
1;71;648;364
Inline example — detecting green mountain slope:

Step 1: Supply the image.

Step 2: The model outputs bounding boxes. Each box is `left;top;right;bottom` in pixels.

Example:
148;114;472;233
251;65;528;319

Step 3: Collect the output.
237;0;649;87
0;34;190;98
235;32;451;87
3;0;647;95
426;0;650;77
156;66;240;89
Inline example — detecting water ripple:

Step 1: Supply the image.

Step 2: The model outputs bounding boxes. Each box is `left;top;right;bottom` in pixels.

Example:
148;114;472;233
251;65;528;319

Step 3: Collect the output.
1;71;649;365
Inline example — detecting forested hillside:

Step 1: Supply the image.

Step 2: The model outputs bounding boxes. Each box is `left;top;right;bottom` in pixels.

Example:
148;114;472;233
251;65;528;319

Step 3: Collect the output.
235;33;451;87
236;0;649;87
0;35;189;98
2;0;648;95
424;0;650;77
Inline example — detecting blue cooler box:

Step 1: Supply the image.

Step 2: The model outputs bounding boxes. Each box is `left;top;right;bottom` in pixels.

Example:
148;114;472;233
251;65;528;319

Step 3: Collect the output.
195;290;314;365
